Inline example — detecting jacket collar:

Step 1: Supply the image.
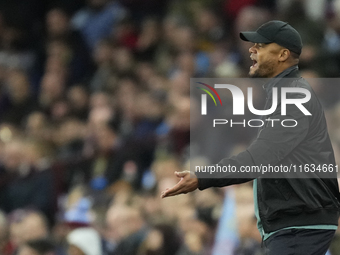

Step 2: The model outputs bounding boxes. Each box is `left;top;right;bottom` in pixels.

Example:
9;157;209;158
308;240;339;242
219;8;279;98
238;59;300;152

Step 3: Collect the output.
263;65;299;95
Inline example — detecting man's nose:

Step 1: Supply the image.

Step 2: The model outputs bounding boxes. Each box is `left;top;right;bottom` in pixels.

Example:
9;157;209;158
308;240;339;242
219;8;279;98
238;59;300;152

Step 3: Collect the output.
249;45;256;54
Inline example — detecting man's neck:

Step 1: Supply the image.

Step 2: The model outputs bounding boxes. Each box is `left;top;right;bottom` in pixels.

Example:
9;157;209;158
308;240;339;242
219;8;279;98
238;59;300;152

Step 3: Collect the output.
263;65;299;92
270;63;298;78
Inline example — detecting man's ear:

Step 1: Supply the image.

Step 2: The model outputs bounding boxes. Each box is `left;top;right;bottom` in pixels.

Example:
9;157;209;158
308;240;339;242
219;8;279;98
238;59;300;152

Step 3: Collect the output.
279;49;290;62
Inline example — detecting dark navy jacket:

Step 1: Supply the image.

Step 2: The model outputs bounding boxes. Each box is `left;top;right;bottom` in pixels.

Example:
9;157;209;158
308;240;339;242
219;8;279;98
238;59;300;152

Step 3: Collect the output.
197;66;340;233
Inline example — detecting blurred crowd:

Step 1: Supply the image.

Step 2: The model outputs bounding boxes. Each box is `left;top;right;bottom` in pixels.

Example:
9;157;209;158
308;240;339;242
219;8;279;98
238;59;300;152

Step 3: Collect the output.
1;0;340;254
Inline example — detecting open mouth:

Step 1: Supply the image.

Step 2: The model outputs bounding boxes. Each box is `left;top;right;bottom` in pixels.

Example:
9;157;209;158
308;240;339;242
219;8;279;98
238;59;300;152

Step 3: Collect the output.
251;59;258;68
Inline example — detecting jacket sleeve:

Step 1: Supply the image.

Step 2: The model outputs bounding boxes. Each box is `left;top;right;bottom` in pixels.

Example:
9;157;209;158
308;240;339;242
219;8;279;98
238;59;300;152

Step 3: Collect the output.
197;98;310;190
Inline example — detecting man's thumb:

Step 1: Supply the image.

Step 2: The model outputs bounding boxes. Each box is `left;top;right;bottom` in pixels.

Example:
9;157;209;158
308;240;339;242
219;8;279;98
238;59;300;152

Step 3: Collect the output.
175;171;189;178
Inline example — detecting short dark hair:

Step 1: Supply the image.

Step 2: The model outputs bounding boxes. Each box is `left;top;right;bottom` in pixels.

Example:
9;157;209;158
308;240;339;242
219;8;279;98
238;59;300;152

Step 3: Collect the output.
25;239;55;255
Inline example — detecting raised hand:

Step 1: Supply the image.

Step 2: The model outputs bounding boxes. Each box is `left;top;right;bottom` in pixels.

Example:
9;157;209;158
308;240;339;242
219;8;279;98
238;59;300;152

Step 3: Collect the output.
161;171;198;198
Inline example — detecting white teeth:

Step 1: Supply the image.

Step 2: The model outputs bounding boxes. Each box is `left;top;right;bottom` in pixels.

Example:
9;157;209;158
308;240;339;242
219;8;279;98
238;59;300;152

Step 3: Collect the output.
250;61;258;69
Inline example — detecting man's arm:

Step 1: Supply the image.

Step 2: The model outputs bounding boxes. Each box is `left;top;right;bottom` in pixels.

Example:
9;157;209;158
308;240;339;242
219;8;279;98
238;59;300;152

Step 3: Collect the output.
197;102;309;189
162;98;310;197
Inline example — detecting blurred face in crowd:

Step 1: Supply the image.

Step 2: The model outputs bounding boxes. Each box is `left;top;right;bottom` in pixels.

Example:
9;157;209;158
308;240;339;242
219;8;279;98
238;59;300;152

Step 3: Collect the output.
249;42;288;78
169;71;190;103
26;112;46;129
40;72;65;107
50;100;70;121
89;92;111;109
172;27;195;52
57;119;85;146
88;107;113;127
21;213;49;242
6;70;30;104
163;16;179;42
112;47;133;72
135;93;163;120
8;211;47;250
168;96;190;130
46;40;71;70
116;78;137;118
93;40;113;66
136;18;159;51
3;140;23;172
46;9;69;36
136;62;155;83
106;205;144;244
176;52;195;75
93;123;116;152
194;8;218;34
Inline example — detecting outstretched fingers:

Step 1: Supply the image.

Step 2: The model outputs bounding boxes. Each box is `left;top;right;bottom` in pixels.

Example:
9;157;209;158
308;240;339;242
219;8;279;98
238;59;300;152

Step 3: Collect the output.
161;179;187;198
161;171;197;198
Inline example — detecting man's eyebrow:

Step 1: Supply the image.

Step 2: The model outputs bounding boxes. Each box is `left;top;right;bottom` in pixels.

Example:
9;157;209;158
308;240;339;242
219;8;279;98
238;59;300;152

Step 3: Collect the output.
254;43;265;47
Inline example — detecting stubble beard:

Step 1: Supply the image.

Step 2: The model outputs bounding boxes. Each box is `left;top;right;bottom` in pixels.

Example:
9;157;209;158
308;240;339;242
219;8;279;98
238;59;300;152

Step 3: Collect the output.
249;60;275;78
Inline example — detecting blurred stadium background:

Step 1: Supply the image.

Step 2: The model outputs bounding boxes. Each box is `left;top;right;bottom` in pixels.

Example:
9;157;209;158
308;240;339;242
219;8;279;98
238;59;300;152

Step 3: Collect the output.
1;0;340;254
